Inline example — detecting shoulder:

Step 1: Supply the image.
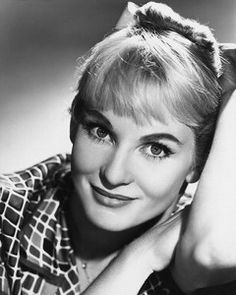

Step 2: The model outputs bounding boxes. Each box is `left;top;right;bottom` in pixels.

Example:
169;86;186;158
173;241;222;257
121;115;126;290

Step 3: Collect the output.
0;153;70;190
0;153;71;218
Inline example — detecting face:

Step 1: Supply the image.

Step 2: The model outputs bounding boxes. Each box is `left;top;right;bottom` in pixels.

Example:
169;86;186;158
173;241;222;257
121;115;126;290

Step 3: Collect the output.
71;104;196;232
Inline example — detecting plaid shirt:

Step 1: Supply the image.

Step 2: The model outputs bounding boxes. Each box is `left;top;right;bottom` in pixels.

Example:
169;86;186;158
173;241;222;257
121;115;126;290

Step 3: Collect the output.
0;154;186;295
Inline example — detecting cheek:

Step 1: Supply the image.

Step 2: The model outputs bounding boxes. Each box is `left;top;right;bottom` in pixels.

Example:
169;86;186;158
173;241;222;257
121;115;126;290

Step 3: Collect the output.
135;159;191;201
72;133;109;174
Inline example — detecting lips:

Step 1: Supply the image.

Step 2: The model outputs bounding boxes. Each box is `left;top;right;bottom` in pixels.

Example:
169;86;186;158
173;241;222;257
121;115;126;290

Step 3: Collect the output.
91;185;135;201
91;185;136;208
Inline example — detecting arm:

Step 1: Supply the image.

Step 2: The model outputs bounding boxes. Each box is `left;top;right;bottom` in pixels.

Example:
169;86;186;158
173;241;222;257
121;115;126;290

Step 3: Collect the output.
82;211;184;295
173;44;236;292
81;246;152;295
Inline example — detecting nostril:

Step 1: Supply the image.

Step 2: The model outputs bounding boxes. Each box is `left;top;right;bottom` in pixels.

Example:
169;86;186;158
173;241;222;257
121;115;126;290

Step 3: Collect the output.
99;169;117;190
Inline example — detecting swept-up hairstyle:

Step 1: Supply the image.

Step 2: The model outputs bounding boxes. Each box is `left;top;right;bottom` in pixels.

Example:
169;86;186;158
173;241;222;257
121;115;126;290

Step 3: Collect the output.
70;2;222;174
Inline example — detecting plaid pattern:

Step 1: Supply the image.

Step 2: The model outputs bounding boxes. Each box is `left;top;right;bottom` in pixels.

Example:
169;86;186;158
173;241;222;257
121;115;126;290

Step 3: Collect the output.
0;154;185;295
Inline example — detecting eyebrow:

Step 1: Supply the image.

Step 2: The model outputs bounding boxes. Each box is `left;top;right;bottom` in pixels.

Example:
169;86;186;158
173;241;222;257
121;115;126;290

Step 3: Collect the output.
83;109;182;145
140;133;183;146
83;109;113;129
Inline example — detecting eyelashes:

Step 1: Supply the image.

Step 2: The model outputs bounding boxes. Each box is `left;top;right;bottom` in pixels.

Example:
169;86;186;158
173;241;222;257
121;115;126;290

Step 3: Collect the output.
140;142;173;160
81;121;174;161
81;122;113;144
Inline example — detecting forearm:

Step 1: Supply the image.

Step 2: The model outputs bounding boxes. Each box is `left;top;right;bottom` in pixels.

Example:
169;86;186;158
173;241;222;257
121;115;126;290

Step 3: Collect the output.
173;90;236;291
82;245;152;295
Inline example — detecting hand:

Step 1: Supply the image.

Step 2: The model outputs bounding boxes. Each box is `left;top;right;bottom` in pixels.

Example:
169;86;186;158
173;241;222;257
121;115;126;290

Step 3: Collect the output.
219;43;236;95
128;208;188;273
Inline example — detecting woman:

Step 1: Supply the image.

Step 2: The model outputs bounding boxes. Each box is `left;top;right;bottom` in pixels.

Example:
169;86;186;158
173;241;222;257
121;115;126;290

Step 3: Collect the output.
1;2;236;294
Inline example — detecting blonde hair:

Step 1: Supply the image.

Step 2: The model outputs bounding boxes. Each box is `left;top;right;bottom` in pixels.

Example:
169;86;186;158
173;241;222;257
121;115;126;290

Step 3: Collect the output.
70;2;222;173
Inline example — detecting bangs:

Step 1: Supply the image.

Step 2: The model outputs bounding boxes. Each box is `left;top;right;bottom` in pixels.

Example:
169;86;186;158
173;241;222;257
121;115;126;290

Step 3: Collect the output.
70;24;221;172
82;54;168;124
73;29;220;128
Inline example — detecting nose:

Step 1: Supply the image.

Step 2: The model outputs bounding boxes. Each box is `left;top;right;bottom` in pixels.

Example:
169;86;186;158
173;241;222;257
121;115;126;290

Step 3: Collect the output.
100;147;134;188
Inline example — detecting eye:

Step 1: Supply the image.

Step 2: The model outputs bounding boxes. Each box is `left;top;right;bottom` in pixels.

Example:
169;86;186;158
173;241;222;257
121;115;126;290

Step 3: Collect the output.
88;125;112;144
93;127;109;139
149;144;163;156
141;142;173;160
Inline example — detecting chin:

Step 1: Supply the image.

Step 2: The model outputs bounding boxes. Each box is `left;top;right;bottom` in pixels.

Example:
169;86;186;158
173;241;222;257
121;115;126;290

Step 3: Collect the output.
84;204;159;234
85;207;132;231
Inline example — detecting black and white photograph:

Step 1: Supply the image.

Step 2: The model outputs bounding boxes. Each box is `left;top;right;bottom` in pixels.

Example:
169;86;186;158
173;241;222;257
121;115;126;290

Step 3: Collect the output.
0;0;236;294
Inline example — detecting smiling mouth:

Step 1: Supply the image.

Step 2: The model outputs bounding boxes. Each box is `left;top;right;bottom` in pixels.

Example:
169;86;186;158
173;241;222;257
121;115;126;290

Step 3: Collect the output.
91;185;135;201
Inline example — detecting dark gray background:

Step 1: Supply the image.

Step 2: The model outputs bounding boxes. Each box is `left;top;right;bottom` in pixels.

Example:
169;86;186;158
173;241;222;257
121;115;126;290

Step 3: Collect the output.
0;0;236;172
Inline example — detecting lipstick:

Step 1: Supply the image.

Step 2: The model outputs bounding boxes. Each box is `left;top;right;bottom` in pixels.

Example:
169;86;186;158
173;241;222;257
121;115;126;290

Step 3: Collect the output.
91;185;135;208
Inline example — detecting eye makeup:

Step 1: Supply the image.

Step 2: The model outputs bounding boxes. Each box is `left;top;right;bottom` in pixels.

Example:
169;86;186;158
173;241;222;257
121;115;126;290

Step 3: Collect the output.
140;133;183;146
79;109;178;161
79;110;115;144
79;109;113;130
140;142;174;161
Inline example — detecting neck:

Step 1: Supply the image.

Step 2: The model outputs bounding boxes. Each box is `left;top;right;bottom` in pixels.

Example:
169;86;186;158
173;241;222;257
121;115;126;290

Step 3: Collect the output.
66;192;160;261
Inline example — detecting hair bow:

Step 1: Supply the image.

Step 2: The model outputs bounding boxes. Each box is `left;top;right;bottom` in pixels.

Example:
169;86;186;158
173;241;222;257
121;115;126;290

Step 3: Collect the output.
115;2;139;29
